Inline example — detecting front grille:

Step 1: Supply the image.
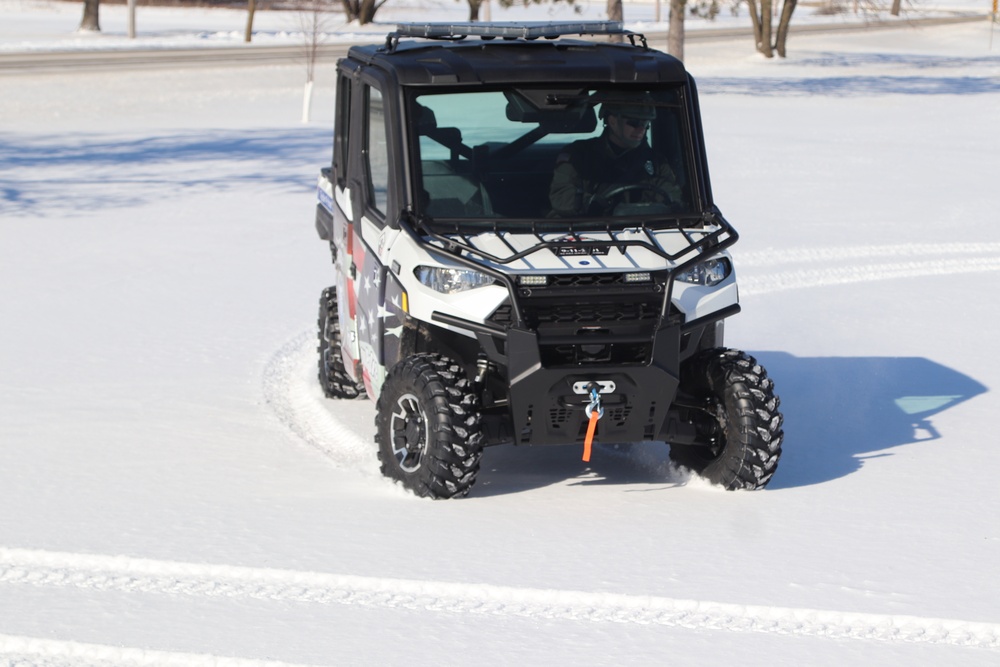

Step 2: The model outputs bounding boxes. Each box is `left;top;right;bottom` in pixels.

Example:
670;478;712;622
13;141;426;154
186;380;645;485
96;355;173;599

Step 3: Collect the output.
543;342;648;366
487;273;672;367
530;298;660;325
547;273;633;288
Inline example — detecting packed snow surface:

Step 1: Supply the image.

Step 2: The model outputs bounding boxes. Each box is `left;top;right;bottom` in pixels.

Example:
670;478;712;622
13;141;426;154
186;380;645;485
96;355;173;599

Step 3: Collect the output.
1;0;1000;664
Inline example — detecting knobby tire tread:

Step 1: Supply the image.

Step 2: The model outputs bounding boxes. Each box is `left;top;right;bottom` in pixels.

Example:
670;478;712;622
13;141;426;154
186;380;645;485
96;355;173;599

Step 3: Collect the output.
672;348;783;490
375;353;484;499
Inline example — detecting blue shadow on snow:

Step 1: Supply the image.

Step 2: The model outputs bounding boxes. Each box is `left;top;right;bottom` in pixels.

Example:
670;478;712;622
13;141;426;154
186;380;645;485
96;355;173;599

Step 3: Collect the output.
0;127;333;216
751;352;987;489
472;353;987;495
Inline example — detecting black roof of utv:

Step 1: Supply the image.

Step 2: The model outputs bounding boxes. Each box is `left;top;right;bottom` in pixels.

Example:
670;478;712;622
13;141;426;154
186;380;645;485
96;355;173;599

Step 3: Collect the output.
345;22;690;87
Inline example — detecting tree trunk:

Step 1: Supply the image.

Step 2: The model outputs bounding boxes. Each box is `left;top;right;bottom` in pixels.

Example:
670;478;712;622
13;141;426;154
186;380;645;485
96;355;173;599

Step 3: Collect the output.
667;0;686;60
759;0;774;57
358;0;378;24
127;0;136;39
467;0;482;21
341;0;386;25
341;0;360;22
746;0;763;54
79;0;101;32
607;0;623;42
890;0;901;16
245;0;256;43
774;0;797;57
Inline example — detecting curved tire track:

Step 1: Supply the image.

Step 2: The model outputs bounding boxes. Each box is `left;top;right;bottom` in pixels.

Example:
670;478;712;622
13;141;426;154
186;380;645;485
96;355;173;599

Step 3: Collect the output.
261;330;376;473
1;547;998;650
738;242;1000;296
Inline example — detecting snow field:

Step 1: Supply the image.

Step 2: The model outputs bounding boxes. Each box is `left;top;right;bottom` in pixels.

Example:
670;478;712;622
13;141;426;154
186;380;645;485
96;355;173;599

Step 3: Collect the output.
2;9;1000;667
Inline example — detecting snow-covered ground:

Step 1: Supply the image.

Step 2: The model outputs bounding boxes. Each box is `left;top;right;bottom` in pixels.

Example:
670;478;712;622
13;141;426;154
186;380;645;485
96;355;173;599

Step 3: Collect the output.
2;1;1000;665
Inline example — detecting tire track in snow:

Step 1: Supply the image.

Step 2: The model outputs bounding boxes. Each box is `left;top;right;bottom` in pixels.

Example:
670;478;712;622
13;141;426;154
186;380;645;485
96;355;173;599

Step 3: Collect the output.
1;548;999;650
233;242;1000;652
737;242;1000;266
261;330;376;473
738;243;1000;296
0;634;321;667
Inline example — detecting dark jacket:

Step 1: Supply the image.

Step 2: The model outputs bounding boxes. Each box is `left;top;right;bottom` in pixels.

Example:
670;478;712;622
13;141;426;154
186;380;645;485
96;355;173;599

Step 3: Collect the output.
549;133;681;215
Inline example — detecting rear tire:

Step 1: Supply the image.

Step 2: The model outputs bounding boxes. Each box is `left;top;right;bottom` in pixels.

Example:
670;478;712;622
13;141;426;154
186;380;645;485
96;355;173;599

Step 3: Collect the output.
375;354;484;499
317;286;366;399
670;348;783;490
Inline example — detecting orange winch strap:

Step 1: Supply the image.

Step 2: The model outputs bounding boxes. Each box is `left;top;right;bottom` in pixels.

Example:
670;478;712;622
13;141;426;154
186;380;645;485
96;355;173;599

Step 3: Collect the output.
583;410;599;462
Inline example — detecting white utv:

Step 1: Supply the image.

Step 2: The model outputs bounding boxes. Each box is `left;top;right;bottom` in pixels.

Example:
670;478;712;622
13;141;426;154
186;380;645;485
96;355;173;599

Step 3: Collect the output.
315;22;783;498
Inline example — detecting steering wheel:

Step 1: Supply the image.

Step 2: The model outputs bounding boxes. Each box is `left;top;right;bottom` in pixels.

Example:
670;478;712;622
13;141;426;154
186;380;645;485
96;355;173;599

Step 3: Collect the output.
587;182;676;215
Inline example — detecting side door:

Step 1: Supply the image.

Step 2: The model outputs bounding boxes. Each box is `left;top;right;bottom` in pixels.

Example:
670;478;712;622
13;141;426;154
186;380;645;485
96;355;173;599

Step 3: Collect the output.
329;63;364;385
348;70;401;398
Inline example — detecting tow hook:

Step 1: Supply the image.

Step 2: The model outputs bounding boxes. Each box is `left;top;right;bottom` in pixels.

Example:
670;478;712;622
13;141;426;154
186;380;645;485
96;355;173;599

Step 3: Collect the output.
582;382;605;462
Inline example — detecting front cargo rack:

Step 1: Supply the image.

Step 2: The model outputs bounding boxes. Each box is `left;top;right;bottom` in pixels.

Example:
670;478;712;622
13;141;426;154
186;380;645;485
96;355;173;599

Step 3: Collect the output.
383;21;648;52
397;212;738;334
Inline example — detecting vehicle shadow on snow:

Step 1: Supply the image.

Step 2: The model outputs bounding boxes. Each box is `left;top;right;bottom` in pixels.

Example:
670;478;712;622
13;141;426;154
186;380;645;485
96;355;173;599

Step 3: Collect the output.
752;351;988;489
471;352;987;495
472;441;683;497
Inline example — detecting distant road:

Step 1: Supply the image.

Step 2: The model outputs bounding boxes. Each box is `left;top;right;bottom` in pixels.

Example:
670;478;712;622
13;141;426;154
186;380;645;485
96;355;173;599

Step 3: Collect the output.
0;14;987;75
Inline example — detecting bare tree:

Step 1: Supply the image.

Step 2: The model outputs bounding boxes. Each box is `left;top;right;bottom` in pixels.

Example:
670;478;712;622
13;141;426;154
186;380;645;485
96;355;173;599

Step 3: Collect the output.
667;0;686;59
246;0;257;42
607;0;623;42
746;0;796;57
300;0;334;122
466;0;579;24
466;0;487;20
774;0;797;56
79;0;101;32
342;0;389;24
671;0;725;60
343;0;579;30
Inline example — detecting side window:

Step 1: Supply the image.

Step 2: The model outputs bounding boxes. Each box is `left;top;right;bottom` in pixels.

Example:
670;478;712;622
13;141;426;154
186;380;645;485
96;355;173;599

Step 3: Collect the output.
333;73;351;186
366;85;390;216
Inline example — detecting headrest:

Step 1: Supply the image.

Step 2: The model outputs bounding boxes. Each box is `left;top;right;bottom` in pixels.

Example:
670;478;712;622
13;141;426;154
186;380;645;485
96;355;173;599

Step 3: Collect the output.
415;104;437;134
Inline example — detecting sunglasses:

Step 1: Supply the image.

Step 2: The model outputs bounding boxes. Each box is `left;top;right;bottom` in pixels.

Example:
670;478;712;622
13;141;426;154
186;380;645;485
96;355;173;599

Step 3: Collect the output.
620;117;651;129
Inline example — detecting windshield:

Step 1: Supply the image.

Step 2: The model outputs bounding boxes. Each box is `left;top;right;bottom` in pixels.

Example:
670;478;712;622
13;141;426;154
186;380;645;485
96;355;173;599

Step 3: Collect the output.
410;86;696;226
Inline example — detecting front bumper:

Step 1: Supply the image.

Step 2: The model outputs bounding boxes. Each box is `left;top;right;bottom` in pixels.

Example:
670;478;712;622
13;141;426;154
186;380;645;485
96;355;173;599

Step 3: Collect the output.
503;325;682;446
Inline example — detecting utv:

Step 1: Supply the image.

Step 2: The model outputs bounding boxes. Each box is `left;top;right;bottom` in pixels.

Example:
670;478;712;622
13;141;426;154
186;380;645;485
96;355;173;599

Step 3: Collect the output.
314;22;783;498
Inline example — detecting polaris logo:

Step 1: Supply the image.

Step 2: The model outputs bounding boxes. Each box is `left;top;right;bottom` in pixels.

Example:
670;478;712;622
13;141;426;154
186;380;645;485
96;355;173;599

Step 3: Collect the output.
553;244;610;256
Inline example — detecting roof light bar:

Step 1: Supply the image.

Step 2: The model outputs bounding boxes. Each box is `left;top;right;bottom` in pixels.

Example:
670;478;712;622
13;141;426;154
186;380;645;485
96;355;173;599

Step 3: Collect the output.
393;21;626;40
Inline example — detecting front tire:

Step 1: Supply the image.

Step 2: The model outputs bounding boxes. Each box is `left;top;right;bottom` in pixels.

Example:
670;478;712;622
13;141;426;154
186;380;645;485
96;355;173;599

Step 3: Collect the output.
670;349;783;490
375;354;484;499
318;286;366;399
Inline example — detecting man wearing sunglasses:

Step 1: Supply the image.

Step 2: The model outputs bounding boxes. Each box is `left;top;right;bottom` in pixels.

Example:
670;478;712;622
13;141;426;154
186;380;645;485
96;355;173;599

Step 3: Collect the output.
549;97;682;216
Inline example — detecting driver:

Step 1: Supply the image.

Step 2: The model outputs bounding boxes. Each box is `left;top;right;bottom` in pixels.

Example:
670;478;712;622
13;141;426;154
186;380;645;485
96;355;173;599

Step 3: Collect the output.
548;97;682;216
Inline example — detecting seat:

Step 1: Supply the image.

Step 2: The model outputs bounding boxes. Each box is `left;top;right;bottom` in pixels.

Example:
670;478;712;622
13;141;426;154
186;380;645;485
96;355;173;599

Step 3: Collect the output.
415;103;493;217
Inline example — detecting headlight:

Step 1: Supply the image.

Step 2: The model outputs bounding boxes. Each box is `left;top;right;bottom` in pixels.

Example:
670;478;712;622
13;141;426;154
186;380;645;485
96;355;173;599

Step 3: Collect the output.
676;258;731;286
415;266;495;294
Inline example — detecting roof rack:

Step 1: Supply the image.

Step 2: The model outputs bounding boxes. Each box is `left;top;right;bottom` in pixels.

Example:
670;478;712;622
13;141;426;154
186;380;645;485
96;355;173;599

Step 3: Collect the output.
383;21;647;52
